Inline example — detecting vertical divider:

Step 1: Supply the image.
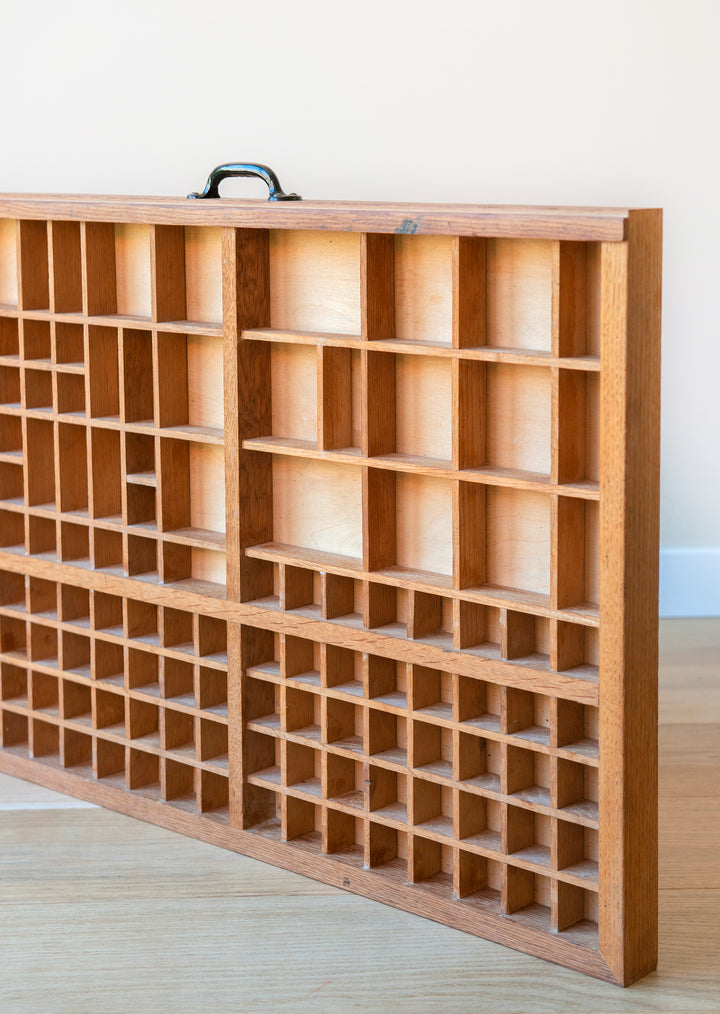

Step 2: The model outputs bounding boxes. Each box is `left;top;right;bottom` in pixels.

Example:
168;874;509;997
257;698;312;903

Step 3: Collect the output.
223;227;272;830
360;233;397;629
318;345;352;451
82;222;117;316
17;221;49;311
49;221;82;313
452;236;486;349
151;226;186;324
598;210;661;985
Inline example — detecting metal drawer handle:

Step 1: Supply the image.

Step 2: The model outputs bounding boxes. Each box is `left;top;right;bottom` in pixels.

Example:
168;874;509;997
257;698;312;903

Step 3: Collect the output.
188;162;301;201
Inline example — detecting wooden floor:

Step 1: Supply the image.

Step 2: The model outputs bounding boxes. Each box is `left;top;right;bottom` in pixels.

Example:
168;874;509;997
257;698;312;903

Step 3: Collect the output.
1;619;718;1013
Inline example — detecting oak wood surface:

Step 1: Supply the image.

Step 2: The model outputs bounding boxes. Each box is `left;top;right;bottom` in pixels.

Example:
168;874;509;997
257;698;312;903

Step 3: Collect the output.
0;619;716;1013
0;195;634;240
0;197;661;985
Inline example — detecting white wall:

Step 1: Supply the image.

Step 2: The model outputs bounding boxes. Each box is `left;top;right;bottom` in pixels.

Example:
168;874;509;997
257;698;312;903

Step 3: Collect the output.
1;0;718;614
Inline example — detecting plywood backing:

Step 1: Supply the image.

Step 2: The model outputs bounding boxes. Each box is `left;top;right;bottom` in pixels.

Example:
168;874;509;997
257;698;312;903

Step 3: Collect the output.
0;201;661;987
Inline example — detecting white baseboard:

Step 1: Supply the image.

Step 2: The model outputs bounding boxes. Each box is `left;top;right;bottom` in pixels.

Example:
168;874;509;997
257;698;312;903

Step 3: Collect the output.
659;547;720;617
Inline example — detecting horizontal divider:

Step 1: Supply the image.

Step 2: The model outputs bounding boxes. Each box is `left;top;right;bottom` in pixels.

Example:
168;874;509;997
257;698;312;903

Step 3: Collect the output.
245;540;599;626
242;328;601;371
0;552;598;705
0;307;223;337
242;436;599;500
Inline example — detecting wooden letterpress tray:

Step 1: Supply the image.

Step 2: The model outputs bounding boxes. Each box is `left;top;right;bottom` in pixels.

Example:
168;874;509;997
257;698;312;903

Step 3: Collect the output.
0;179;661;985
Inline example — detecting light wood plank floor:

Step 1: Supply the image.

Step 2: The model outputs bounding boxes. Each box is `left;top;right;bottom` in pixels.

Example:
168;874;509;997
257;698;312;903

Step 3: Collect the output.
1;619;718;1013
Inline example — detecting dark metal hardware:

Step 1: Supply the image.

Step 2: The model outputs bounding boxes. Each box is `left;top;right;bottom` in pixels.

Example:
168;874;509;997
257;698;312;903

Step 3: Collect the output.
188;162;301;201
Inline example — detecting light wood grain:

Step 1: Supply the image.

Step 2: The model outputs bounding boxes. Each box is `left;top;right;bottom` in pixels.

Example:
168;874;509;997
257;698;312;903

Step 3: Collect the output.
0;620;717;1012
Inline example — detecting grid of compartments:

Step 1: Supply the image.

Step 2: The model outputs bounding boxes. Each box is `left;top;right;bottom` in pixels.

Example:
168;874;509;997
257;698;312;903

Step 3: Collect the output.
0;205;660;983
240;234;600;689
238;630;598;939
0;571;229;819
0;218;226;591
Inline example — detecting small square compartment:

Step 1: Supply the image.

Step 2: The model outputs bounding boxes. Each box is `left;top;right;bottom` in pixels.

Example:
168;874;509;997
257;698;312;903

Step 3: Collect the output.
504;805;552;869
285;685;321;742
114;224;152;319
23;368;53;409
505;745;551;805
486;239;554;353
0;317;19;355
367;822;407;870
395;473;453;579
126;648;159;694
92;591;123;632
0;414;22;453
197;665;227;715
0;364;21;405
368;765;407;823
365;655;407;709
93;641;124;686
199;770;229;815
30;671;59;714
126;483;156;527
394;354;452;462
184;226;223;326
126;747;160;792
55;372;85;416
62;679;92;725
61;631;91;675
486;487;551;597
272;457;362;562
57;423;88;512
282;794;320;842
0;614;26;656
54;322;84;365
161;607;194;652
457;732;501;792
0;463;23;503
409;667;453;721
93;687;125;733
323;809;364;860
269;230;361;335
196;615;227;660
412;778;453;837
0;569;25;609
0;219;18;307
94;736;126;779
61;728;92;769
123;599;157;642
1;710;28;748
121;330;154;423
284;741;320;793
456;677;501;732
60;585;90;627
162;657;195;704
270;343;318;444
22;320;51;361
0;508;24;546
456;852;502;904
486;364;551;475
503;687;551;743
125;533;157;577
366;710;406;766
87;326;120;419
325;755;364;809
31;717;60;758
457;794;502;851
410;836;454;892
162;708;195;756
408;592;453;649
27;576;55;616
127;698;160;744
199;717;228;766
92;529;122;569
59;522;89;563
0;663;28;704
503;868;552;925
28;623;57;666
394;235;453;345
412;721;453;778
163;758;196;804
